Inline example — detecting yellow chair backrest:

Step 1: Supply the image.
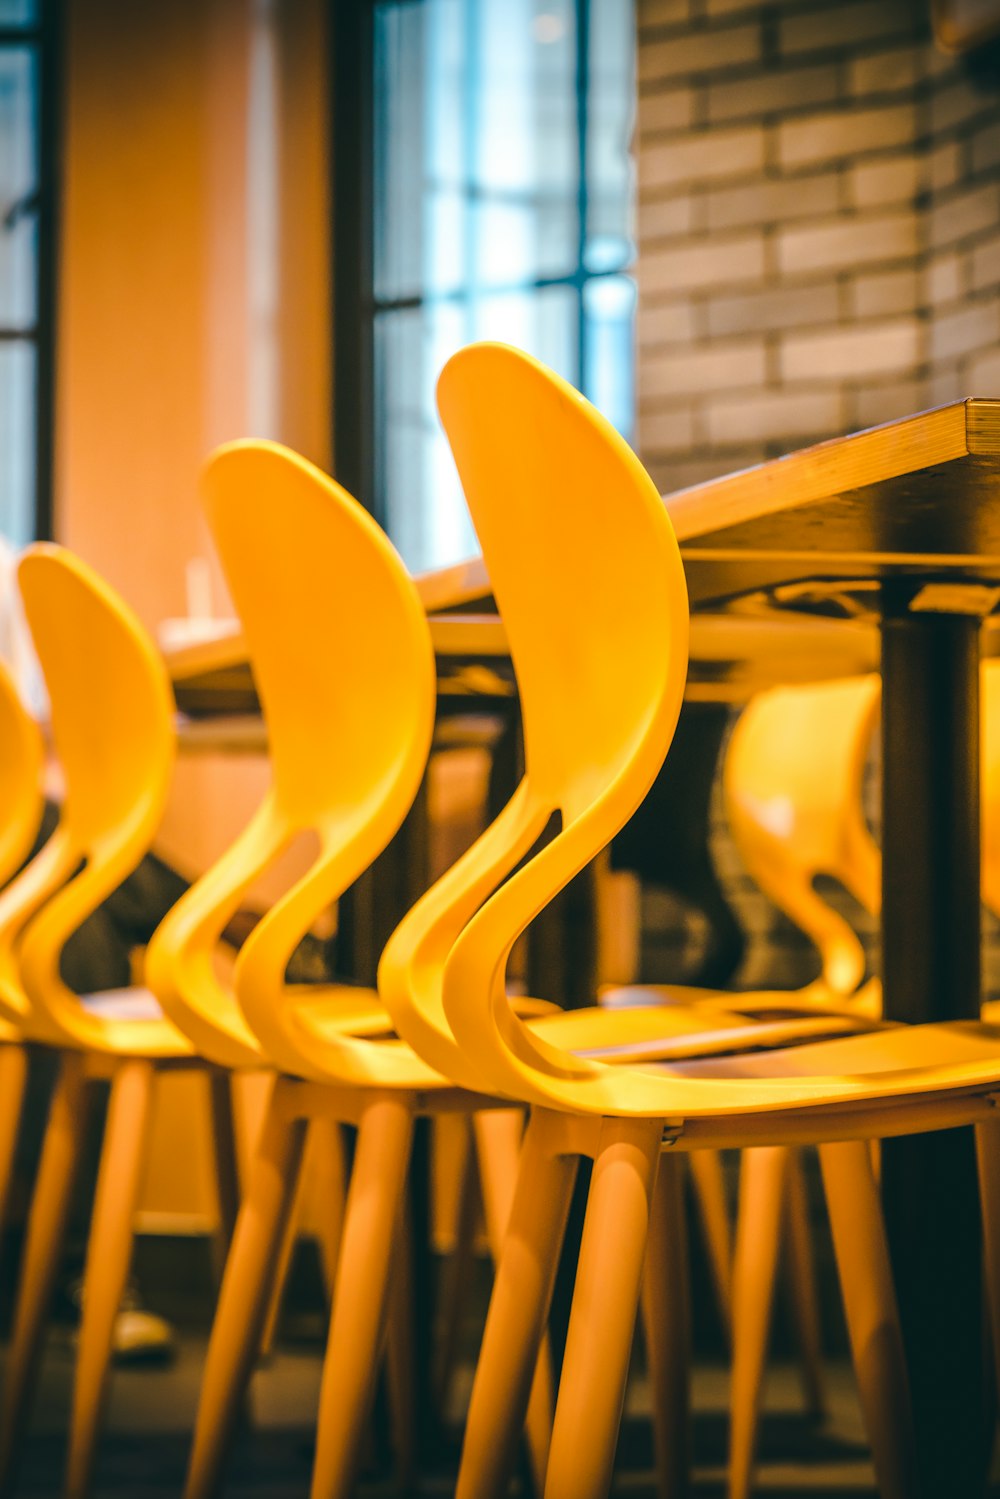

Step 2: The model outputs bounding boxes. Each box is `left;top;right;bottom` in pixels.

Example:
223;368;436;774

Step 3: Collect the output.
0;658;46;1022
0;658;44;888
147;441;437;1082
723;674;881;997
378;343;690;1106
7;545;176;1049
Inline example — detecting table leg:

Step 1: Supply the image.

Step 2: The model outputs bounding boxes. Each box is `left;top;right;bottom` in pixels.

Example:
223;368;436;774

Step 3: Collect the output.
880;603;987;1499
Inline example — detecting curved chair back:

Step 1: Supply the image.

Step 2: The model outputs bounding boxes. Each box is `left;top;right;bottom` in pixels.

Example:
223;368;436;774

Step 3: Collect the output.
0;659;46;1022
723;674;881;997
0;660;45;886
9;545;177;1050
378;343;690;1107
147;441;436;1082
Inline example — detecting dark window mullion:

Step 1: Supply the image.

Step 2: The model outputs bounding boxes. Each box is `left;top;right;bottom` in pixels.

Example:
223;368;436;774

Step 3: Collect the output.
373;265;630;318
575;0;590;395
33;0;59;539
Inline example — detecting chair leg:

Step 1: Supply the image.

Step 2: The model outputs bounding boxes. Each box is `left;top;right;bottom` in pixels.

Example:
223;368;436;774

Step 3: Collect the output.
208;1070;241;1288
783;1148;825;1420
310;1094;414;1499
311;1114;348;1305
65;1057;156;1499
432;1116;479;1419
641;1151;691;1499
257;1151;308;1357
687;1148;732;1344
474;1107;555;1497
728;1145;788;1499
457;1110;578;1499
384;1184;416;1494
543;1116;662;1499
0;1043;28;1262
976;1120;1000;1401
184;1081;308;1499
0;1052;90;1493
818;1139;917;1499
258;1116;347;1372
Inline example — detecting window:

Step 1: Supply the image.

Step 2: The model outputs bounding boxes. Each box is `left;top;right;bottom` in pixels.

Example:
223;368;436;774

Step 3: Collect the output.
368;0;635;573
0;0;56;544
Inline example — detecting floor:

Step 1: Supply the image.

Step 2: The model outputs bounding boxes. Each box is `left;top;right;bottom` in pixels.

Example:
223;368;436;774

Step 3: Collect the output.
8;1337;880;1498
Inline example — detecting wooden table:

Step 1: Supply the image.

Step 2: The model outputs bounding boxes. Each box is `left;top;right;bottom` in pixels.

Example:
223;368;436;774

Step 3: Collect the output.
167;398;1000;1497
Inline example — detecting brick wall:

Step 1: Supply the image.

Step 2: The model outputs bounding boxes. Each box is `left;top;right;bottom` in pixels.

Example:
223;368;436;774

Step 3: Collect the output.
632;0;1000;992
635;0;1000;497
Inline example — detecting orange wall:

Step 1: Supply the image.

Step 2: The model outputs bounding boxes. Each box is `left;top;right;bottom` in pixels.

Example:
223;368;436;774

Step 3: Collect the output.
56;0;331;886
55;0;332;1230
56;0;331;628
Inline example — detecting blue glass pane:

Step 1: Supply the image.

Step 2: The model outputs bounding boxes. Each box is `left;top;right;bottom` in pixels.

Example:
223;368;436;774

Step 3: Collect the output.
584;275;635;440
0;2;37;24
586;0;634;270
0;47;38;329
0;341;35;545
376;285;577;572
375;0;579;302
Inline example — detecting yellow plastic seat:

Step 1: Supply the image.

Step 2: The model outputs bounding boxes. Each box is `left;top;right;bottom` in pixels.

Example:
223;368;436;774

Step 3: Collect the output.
379;341;1000;1499
0;546;245;1499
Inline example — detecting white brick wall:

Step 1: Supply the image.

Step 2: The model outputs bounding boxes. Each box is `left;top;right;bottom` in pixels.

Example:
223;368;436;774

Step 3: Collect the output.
634;0;1000;486
631;0;1000;1002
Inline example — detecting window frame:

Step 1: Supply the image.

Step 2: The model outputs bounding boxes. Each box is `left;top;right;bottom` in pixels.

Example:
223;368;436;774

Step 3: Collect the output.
0;0;61;542
330;0;635;550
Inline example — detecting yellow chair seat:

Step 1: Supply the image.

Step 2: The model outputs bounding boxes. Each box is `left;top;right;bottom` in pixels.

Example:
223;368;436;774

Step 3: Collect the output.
532;1000;879;1064
289;984;559;1040
668;1017;1000;1091
82;987;164;1023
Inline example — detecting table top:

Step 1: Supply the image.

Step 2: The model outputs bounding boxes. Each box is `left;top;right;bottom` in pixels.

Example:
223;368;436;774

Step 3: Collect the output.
166;398;1000;724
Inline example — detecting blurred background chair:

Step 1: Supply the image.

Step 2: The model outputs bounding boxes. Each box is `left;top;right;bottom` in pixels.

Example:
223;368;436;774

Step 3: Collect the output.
601;674;883;1490
0;657;47;1253
0;546;240;1499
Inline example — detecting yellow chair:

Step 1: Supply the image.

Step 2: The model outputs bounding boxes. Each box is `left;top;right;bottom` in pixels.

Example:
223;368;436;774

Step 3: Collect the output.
716;665;1000;1498
0;546;241;1499
172;439;860;1499
0;657;46;1240
605;672;883;1494
158;440;558;1499
381;341;1000;1499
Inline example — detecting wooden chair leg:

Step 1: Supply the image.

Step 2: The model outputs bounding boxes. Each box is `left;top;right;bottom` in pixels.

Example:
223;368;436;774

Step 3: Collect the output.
818;1139;917;1499
184;1081;308;1499
783;1147;826;1420
976;1119;1000;1401
310;1095;414;1499
208;1070;241;1288
457;1110;577;1499
728;1145;788;1499
257;1152;308;1358
641;1151;691;1499
311;1114;348;1305
687;1148;732;1344
432;1116;479;1419
474;1106;555;1496
543;1117;662;1499
385;1184;416;1495
65;1057;156;1499
0;1052;90;1494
